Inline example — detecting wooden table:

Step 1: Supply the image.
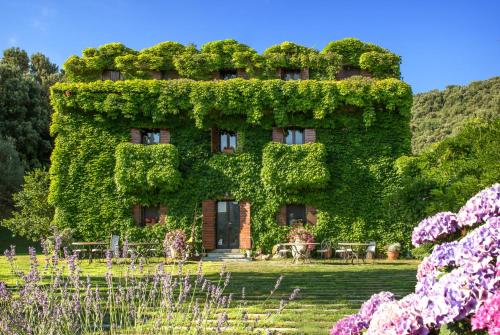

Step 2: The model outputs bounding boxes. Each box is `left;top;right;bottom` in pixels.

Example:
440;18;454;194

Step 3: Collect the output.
279;242;319;263
336;243;371;264
71;242;107;263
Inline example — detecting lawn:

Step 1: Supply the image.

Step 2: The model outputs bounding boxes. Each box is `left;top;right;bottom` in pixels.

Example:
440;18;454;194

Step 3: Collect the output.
0;253;418;335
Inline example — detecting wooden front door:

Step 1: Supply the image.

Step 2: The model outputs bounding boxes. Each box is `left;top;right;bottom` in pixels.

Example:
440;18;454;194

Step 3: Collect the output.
216;201;240;249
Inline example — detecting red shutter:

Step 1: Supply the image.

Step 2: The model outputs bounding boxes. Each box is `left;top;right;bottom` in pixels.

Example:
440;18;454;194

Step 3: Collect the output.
304;129;316;143
159;205;168;224
202;200;216;250
211;127;220;153
131;128;141;144
301;67;310;80
306;206;317;225
272;127;284;143
132;205;142;225
277;205;287;225
239;201;251;249
160;129;171;144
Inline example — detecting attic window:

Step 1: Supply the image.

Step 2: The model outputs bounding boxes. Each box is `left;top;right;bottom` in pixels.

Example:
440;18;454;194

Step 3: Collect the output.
141;129;160;145
281;68;301;81
220;69;238;80
284;128;304;145
102;70;123;81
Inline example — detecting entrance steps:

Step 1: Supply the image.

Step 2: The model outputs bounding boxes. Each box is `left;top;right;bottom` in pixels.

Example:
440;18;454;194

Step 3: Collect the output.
203;249;250;262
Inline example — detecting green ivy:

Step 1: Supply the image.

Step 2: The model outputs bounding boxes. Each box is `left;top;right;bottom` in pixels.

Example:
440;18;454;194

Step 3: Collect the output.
62;38;401;82
261;142;330;191
114;143;181;203
51;77;412;129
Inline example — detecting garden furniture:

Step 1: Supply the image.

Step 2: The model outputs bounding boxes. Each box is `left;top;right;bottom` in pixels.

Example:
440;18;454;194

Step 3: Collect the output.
280;242;319;263
365;241;376;263
127;242;158;262
71;241;107;263
316;240;332;258
276;244;292;258
336;242;371;264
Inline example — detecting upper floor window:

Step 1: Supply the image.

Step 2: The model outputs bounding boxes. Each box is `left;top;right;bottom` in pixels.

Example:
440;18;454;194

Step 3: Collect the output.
284;128;304;145
286;204;306;226
142;206;160;226
220;130;237;152
102;70;123;81
141;129;160;145
281;68;301;81
220;69;238;80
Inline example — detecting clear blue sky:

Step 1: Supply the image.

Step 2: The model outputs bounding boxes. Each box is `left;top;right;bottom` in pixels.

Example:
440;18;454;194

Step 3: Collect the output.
1;0;499;93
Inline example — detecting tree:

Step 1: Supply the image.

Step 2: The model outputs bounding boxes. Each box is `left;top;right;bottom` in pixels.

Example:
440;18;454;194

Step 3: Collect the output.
1;168;54;241
0;138;24;218
2;47;29;72
30;52;61;92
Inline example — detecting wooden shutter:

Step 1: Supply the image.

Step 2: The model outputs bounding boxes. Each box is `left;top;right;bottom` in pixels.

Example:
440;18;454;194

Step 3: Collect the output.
277;205;287;225
132;205;142;226
306;206;317;225
160;129;171;144
211;127;220;153
272;127;284;143
131;128;141;144
159;205;168;224
239;201;251;249
202;200;216;250
300;67;310;80
304;129;316;143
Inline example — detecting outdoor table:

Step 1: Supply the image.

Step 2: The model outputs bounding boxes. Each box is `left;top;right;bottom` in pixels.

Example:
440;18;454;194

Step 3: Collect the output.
71;242;107;263
126;242;159;260
336;243;370;264
279;242;319;263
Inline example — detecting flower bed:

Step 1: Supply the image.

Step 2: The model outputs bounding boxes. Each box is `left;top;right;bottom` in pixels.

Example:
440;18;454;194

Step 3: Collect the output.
330;183;500;335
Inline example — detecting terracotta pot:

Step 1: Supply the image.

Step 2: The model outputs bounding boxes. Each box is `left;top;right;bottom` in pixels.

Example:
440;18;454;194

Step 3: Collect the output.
223;147;235;153
387;251;399;260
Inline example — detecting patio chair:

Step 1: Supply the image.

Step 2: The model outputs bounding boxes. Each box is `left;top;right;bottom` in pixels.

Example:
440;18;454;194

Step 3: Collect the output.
316;240;332;259
109;235;120;258
334;243;352;260
277;244;292;258
366;241;376;264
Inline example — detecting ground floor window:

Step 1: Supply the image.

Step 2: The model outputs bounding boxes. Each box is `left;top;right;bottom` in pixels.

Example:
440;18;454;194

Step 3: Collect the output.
142;206;160;226
286;204;306;226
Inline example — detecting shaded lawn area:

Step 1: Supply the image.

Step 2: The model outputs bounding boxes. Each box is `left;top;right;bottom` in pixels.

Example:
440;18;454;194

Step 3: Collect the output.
0;255;418;334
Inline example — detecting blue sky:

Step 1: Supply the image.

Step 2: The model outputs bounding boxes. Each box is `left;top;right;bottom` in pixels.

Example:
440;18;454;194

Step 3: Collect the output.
1;0;499;93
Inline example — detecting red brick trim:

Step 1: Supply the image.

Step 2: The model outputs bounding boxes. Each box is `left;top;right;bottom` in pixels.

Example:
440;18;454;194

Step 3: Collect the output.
277;205;287;225
132;205;142;225
160;129;171;144
306;206;317;225
131;129;141;144
304;129;316;143
202;200;216;250
239;201;251;249
301;67;310;80
272;127;284;143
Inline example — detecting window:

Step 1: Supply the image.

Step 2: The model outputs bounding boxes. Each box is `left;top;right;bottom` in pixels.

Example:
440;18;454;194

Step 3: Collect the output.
220;69;238;80
102;70;123;81
281;68;301;81
286;205;306;226
141;129;160;145
284;128;304;145
142;206;159;226
219;130;237;152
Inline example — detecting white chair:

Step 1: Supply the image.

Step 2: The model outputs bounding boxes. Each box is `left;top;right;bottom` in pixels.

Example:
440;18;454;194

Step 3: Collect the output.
316;240;332;259
366;241;376;264
108;235;120;258
277;245;292;258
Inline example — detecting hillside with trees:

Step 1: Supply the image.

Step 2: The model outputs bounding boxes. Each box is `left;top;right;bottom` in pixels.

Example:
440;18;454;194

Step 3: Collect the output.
411;76;500;153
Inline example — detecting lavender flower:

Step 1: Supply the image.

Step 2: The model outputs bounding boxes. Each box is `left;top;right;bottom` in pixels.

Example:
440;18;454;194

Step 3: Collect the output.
412;211;459;247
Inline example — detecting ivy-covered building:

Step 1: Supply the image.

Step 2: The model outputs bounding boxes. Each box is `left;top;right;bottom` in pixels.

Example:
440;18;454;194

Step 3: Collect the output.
50;38;412;252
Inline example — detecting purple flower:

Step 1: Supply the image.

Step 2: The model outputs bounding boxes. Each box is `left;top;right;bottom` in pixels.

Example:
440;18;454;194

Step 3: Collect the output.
471;290;500;334
457;183;500;227
412;212;459;247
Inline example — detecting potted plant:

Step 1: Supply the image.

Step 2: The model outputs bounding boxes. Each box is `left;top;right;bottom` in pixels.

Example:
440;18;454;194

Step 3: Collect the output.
223;146;235;153
387;242;401;260
288;227;315;259
163;229;187;259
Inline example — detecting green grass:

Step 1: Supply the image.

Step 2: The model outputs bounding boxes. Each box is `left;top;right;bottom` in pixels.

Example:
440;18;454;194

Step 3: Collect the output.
0;254;418;335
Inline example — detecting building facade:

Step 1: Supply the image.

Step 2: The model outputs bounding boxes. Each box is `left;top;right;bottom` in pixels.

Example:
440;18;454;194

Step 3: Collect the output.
50;38;412;252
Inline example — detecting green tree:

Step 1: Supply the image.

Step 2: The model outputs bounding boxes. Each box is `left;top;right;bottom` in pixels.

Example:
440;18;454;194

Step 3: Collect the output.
0;138;24;218
2;47;29;72
1;168;54;241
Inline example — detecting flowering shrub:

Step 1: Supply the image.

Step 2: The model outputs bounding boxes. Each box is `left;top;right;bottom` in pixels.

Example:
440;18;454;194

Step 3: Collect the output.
163;229;187;257
0;242;300;334
330;183;500;334
288;227;315;251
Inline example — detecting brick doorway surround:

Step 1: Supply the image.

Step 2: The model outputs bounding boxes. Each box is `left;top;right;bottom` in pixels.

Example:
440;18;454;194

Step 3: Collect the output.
202;200;251;250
